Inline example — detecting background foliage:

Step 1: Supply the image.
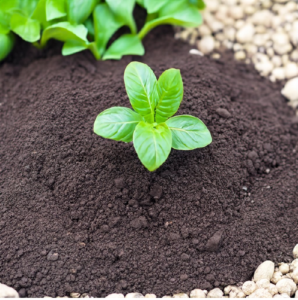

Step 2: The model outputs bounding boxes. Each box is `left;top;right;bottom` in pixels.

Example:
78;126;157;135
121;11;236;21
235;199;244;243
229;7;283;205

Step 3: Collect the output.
0;0;205;61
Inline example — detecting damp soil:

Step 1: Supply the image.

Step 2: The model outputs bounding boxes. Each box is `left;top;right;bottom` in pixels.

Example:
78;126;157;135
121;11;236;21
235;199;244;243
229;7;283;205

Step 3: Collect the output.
0;27;298;298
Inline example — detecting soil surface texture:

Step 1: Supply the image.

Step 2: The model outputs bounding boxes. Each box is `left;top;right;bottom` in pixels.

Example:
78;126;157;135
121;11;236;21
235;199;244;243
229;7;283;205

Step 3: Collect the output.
1;27;298;298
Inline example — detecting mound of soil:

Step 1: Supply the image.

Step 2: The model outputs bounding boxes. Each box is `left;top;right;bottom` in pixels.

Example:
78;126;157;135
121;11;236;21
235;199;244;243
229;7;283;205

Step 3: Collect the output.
1;27;298;298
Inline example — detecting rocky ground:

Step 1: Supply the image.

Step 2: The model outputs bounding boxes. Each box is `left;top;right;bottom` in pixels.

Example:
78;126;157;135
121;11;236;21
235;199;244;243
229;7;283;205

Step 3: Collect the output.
175;0;298;111
1;244;298;298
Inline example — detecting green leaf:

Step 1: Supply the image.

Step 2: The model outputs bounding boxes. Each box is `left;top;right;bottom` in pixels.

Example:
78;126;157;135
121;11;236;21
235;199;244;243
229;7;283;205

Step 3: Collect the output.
136;0;144;7
67;0;97;25
84;17;94;39
105;0;136;34
189;0;206;10
155;68;183;123
102;34;144;61
0;32;15;61
31;0;49;29
16;0;40;17
10;13;40;42
0;11;11;34
165;115;212;150
138;1;202;39
0;0;20;12
46;0;67;21
144;0;168;13
133;122;172;171
62;40;87;55
93;3;124;56
40;21;88;47
123;61;156;123
94;107;143;142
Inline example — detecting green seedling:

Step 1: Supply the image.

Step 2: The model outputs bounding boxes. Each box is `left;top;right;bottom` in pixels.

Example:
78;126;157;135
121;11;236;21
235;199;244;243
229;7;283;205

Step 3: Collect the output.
94;62;212;171
0;0;205;62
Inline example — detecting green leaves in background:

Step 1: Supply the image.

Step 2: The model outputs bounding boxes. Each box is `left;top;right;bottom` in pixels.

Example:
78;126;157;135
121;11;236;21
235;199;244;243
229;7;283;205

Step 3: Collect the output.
133;122;172;171
94;62;212;171
10;12;40;42
0;32;15;60
94;107;144;142
166;115;212;150
67;0;97;25
155;69;183;123
124;62;157;123
40;21;88;47
102;34;144;60
106;0;136;34
139;0;203;39
0;0;205;62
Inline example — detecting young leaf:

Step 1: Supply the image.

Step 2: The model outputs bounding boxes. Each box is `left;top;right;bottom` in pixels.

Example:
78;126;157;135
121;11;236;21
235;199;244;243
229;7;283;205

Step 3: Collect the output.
105;0;136;34
67;0;97;25
18;0;40;17
31;0;49;29
138;1;202;39
143;0;167;14
165;115;212;150
0;32;15;61
10;13;40;42
189;0;206;10
94;107;143;143
40;21;88;47
46;0;67;21
62;40;88;56
123;61;157;123
155;68;183;123
133;122;172;171
93;3;124;57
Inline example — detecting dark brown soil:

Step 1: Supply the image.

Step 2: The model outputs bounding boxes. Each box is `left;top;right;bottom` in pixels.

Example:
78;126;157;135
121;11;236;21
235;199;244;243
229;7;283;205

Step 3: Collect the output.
1;27;298;298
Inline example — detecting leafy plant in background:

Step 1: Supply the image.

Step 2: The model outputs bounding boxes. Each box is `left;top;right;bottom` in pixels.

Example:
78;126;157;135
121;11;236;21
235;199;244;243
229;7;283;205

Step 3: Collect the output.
0;0;205;62
94;62;212;171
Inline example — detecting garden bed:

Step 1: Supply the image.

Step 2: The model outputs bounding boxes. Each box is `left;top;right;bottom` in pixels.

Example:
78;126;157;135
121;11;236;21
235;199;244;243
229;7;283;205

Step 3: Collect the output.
0;27;298;298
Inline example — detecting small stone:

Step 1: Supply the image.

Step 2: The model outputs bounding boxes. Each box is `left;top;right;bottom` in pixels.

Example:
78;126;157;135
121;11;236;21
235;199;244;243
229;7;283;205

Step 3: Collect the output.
106;294;124;298
295;290;298;298
224;27;236;41
253;261;275;281
236;23;255;43
125;293;144;299
190;289;206;298
228;286;245;298
256;279;270;289
198;25;211;36
173;294;188;298
70;293;81;298
229;6;244;19
281;78;298;102
276;278;297;296
162;297;172;299
291;269;298;284
274;43;292;56
252;10;273;27
268;284;278;296
189;49;204;56
248;288;272;298
271;271;283;284
292;259;298;270
211;53;220;60
207;288;223;298
144;295;156;298
255;61;274;77
80;294;90;298
279;263;290;275
235;51;246;61
273;294;290;298
242;281;257;295
209;21;224;33
205;230;224;251
272;56;282;68
47;251;59;261
0;283;19;298
285;63;298;79
198;36;215;55
272;68;285;81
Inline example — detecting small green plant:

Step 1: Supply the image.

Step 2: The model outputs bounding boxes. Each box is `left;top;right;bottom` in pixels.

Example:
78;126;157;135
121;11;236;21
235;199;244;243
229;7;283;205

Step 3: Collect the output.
0;0;205;62
94;62;212;171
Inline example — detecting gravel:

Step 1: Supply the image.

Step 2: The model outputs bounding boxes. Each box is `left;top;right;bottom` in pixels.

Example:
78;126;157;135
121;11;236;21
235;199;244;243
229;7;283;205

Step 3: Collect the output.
175;0;298;110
